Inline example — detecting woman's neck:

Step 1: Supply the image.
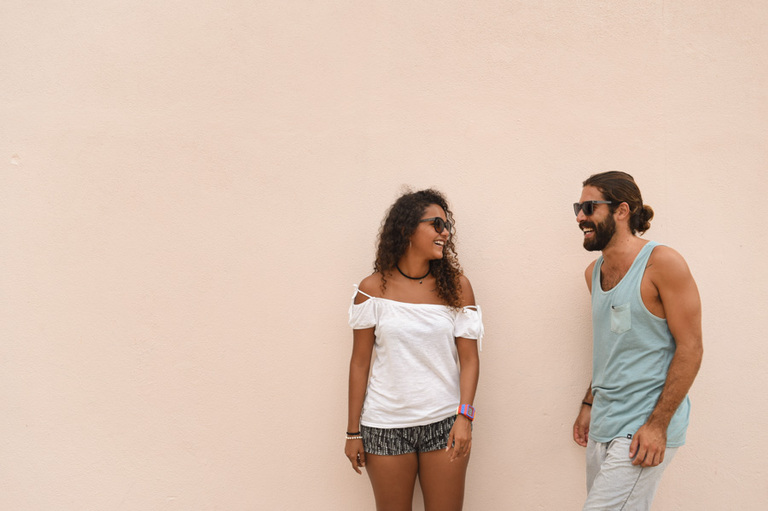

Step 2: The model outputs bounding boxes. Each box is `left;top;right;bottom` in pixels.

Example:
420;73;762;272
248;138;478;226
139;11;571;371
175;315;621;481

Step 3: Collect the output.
396;255;430;280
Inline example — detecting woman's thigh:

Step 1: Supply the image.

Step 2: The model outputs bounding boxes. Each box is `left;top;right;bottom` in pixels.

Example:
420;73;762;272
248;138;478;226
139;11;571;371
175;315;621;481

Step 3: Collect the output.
365;453;419;511
417;449;470;511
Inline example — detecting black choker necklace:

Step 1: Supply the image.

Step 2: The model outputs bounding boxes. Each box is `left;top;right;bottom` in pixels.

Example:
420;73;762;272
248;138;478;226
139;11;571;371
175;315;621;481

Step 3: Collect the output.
396;264;430;284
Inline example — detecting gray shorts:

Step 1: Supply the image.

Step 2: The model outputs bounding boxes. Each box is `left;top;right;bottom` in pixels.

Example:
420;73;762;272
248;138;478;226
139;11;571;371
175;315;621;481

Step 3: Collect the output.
584;437;678;511
361;415;457;455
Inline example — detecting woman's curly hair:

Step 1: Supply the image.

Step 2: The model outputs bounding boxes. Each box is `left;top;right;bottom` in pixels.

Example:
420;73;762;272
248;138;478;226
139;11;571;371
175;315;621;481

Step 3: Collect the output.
373;189;463;309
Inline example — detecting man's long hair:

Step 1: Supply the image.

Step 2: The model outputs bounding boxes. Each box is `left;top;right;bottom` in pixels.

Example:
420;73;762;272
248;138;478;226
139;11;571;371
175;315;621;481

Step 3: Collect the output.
584;171;655;235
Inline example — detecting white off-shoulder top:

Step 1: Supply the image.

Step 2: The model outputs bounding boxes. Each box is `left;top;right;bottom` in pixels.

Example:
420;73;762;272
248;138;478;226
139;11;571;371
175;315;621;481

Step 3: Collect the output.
348;285;484;428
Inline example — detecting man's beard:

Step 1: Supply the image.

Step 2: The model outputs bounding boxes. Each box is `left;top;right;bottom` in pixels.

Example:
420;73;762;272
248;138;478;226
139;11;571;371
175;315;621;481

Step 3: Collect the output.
582;214;616;252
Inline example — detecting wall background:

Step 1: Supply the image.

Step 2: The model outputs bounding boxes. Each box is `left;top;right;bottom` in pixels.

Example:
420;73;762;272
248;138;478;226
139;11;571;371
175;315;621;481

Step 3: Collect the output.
2;1;766;509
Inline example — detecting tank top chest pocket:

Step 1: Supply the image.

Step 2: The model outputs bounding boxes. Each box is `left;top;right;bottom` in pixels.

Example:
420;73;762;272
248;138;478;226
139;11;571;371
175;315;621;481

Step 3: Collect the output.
610;303;632;334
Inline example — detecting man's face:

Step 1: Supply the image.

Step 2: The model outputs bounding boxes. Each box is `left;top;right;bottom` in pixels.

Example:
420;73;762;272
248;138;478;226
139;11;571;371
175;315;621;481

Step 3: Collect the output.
577;186;616;252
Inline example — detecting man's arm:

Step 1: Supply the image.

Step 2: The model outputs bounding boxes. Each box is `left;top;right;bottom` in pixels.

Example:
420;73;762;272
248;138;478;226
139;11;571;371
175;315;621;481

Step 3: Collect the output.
573;386;593;447
630;247;703;466
573;261;597;447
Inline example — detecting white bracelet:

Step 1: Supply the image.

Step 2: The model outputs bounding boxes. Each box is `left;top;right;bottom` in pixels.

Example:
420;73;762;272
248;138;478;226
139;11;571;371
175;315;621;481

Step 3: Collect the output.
346;435;363;440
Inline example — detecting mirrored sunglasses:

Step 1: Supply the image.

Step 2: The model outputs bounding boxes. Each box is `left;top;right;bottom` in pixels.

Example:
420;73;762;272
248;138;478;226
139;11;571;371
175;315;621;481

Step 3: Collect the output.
573;200;613;216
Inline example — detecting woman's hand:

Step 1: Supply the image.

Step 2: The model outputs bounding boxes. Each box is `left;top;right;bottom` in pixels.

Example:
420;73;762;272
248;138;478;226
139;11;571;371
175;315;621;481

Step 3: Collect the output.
345;438;366;474
445;415;472;462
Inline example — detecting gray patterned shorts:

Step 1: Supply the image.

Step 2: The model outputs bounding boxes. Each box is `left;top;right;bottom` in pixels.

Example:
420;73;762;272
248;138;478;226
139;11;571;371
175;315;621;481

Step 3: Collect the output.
361;415;457;455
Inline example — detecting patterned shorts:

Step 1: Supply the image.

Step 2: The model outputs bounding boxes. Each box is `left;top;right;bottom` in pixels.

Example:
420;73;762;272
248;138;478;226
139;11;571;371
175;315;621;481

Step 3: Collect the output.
361;415;458;455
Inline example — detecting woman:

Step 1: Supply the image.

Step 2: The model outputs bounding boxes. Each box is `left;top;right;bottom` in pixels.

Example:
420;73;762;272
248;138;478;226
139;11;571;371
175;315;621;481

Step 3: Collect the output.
345;189;483;511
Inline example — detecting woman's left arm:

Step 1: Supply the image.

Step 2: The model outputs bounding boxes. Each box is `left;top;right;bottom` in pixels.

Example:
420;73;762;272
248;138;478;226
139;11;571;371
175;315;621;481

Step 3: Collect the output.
446;276;480;462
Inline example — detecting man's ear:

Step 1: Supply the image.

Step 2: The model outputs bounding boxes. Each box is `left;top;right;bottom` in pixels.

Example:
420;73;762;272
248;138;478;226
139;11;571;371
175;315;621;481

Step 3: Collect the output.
614;201;631;220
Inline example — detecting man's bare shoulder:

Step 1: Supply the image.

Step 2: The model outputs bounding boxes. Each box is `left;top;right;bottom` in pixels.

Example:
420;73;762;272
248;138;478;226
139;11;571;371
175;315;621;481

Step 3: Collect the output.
648;245;695;284
584;259;598;290
649;245;690;270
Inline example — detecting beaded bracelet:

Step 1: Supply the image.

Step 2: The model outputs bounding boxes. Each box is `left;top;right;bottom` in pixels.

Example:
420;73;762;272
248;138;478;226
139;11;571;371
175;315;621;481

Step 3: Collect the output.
346;431;362;440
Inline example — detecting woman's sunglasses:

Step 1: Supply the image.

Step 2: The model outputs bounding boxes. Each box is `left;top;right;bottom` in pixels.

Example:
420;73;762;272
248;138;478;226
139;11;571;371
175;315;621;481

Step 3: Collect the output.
573;200;613;216
420;217;453;234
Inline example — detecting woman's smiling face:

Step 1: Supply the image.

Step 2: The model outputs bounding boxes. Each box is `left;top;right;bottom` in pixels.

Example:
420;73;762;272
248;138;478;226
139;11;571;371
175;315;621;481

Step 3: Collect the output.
410;203;450;260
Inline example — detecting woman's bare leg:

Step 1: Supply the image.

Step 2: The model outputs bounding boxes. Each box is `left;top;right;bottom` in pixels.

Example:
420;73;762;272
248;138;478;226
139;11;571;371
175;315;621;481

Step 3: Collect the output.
417;450;470;511
365;452;419;511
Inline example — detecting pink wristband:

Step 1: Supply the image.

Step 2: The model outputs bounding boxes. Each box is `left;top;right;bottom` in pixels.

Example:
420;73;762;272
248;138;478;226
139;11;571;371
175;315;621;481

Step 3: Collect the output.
457;404;475;421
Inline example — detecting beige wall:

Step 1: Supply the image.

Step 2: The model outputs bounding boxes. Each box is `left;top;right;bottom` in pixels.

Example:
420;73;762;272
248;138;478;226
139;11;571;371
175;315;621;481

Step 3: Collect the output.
2;1;766;509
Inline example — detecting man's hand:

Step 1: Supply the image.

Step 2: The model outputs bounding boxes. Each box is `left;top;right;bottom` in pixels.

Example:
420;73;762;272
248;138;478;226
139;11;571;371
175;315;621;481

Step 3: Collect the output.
629;422;667;467
573;404;591;447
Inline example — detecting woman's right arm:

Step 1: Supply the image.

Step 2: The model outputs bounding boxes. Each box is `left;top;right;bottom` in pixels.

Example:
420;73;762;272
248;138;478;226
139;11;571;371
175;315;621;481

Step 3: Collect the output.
346;326;375;474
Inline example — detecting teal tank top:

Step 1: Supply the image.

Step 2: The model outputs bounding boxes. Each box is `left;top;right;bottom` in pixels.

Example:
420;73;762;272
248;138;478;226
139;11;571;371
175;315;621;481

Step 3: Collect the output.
590;241;690;446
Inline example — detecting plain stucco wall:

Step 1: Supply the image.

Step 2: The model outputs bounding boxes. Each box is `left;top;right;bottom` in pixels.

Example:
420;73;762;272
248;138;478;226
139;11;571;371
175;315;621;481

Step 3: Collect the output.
2;1;766;509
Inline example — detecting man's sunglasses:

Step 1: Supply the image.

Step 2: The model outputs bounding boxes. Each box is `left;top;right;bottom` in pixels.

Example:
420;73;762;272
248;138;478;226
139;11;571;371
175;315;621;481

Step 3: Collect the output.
420;217;453;234
573;201;613;216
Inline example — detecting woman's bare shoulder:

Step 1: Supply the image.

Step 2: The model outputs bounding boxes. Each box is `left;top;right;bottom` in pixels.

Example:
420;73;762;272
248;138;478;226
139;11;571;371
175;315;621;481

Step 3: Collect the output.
458;274;476;307
355;273;384;303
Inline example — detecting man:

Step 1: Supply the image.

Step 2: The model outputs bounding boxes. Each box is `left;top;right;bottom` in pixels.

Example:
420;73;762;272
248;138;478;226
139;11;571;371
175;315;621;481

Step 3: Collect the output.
572;171;703;510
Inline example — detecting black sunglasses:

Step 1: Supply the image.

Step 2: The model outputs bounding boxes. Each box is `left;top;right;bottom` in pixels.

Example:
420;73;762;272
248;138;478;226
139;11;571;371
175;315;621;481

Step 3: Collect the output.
420;217;453;234
573;200;613;216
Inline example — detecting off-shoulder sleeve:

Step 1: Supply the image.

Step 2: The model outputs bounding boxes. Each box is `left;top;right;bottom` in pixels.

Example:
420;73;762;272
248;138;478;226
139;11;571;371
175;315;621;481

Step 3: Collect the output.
348;285;376;329
454;305;484;351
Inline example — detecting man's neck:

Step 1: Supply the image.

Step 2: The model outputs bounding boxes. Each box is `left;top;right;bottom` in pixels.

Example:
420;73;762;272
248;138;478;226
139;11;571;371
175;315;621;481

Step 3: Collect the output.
601;233;647;268
597;234;647;290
